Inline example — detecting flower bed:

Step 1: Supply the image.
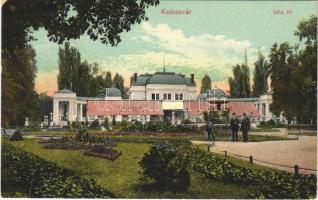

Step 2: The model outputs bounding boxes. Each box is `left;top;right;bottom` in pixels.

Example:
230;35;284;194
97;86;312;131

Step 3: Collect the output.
1;143;115;198
38;137;116;150
84;144;122;160
84;150;122;160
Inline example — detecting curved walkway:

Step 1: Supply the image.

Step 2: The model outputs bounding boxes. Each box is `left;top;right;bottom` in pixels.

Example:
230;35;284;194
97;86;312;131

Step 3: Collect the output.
191;136;317;174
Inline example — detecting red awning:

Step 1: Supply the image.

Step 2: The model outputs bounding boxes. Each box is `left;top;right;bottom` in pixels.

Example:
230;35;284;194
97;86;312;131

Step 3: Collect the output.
87;100;163;116
184;101;210;116
225;102;260;117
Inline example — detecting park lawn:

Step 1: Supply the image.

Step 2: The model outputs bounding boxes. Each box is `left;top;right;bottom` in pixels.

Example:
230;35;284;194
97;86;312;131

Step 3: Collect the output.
5;138;258;198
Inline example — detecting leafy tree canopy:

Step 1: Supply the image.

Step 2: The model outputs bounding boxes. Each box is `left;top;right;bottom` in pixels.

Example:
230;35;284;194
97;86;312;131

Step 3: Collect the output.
2;0;159;56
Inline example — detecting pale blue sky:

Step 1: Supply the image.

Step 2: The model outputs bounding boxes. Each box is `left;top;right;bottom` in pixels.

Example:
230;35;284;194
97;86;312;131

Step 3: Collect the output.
32;1;316;94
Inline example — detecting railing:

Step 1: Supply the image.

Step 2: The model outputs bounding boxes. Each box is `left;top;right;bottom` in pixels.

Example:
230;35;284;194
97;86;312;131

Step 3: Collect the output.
206;146;317;175
287;124;317;135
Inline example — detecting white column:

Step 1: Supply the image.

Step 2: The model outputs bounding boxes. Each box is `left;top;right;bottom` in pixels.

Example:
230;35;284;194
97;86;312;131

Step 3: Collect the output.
146;115;150;122
171;111;175;125
53;99;59;124
128;115;132;122
80;104;83;121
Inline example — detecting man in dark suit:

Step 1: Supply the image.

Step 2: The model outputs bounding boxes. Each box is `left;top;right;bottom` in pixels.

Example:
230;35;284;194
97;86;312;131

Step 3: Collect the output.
205;120;215;141
241;113;250;142
230;113;239;142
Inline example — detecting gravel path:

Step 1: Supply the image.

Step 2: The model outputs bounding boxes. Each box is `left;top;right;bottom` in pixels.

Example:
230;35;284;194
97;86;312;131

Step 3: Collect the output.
191;136;317;174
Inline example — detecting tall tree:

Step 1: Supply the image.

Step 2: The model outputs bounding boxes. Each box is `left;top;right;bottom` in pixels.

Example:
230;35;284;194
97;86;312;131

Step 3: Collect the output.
57;42;81;91
293;15;317;123
252;51;270;97
105;71;113;88
35;93;53;120
76;61;91;96
113;73;125;97
228;64;251;98
200;75;212;93
269;16;317;124
1;46;38;126
269;42;297;122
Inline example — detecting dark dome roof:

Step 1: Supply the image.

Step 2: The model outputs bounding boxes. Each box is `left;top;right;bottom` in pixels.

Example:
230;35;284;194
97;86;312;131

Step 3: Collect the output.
105;87;121;97
146;72;187;85
134;75;152;86
206;88;226;98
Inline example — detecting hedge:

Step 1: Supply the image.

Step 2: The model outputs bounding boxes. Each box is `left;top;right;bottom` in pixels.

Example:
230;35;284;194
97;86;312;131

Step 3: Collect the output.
1;143;115;198
142;141;317;199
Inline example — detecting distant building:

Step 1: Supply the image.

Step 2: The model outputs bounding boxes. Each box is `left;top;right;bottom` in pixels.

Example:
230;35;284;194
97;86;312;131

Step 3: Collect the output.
128;72;197;101
52;71;283;126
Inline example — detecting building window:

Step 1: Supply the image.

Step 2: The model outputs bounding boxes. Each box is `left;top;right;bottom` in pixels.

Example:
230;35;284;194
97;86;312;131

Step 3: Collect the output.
175;93;179;100
152;93;155;100
156;93;160;100
168;93;171;100
179;93;183;100
163;93;167;100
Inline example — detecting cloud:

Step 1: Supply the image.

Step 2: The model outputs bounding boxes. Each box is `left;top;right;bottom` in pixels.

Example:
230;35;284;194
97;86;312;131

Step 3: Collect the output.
98;22;266;89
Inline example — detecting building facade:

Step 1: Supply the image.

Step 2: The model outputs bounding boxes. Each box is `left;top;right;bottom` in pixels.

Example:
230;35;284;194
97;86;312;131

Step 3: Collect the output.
52;71;282;126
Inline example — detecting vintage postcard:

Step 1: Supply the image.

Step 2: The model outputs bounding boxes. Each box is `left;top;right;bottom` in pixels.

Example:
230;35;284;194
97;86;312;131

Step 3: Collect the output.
1;0;317;199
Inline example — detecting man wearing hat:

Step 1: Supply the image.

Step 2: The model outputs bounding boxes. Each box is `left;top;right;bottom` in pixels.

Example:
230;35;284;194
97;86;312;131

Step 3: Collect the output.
241;113;250;142
230;112;239;142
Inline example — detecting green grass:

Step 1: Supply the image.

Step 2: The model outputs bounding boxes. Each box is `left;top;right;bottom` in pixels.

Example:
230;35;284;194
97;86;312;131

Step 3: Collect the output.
288;132;317;136
250;128;281;132
5;138;258;198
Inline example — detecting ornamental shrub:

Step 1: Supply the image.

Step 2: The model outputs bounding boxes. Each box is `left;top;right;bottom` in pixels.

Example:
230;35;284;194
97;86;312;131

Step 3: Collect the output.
151;141;317;199
90;119;100;129
10;130;23;141
139;141;190;192
102;118;109;129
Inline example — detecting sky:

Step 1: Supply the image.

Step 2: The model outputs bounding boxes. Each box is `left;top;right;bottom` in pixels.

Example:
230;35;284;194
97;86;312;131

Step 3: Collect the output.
31;1;317;96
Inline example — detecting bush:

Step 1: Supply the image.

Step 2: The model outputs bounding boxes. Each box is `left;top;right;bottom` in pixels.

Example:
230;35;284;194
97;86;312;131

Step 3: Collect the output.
266;119;275;126
102;118;109;129
150;141;317;199
139;141;190;192
71;121;81;130
112;116;117;125
90;119;100;129
10;130;23;141
1;143;115;198
181;119;191;124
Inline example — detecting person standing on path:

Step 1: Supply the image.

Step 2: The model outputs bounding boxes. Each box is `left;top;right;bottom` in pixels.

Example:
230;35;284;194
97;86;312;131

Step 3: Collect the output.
241;113;250;142
205;120;215;141
230;113;239;142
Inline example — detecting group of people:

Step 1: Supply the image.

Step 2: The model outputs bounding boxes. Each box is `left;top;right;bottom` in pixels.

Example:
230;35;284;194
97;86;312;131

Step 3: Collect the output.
205;112;251;142
230;112;250;142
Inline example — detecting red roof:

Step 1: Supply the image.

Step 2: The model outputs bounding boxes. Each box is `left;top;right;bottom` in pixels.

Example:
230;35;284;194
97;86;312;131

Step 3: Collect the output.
184;101;210;116
225;102;260;117
87;100;163;116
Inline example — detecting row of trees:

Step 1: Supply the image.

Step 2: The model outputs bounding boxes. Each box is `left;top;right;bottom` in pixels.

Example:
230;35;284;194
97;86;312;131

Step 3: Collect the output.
200;16;316;124
57;42;126;97
269;15;316;123
2;47;53;127
226;15;316;123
